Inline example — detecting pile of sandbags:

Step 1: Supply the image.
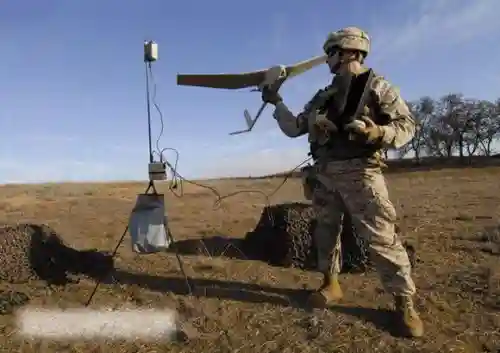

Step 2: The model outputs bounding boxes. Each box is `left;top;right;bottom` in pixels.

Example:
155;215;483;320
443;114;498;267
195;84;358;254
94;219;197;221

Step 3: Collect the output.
0;223;114;285
242;202;371;273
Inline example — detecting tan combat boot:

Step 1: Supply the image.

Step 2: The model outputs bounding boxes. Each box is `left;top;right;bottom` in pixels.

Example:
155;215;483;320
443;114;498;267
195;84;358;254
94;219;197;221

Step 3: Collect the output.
307;273;343;308
394;295;424;338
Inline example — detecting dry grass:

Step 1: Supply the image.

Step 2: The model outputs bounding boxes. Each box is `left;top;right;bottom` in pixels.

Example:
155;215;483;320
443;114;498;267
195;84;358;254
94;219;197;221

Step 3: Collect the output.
0;166;499;352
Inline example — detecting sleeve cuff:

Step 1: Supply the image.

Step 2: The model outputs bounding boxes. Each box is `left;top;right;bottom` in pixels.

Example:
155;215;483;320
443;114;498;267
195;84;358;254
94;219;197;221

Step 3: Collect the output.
273;101;288;120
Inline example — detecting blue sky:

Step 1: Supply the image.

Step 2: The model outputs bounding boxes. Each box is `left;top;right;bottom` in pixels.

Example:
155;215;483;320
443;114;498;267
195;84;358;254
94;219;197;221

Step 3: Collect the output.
1;0;499;183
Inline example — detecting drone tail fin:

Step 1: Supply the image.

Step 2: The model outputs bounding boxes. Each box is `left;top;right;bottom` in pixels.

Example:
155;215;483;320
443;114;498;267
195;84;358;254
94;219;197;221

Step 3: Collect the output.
244;109;254;128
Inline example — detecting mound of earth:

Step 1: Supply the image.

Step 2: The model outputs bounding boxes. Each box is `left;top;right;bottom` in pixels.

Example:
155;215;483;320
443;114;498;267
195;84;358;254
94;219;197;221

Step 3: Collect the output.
0;223;114;285
242;202;416;273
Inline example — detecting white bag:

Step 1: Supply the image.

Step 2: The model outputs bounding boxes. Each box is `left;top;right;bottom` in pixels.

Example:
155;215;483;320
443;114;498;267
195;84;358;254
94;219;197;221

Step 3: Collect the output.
129;193;171;254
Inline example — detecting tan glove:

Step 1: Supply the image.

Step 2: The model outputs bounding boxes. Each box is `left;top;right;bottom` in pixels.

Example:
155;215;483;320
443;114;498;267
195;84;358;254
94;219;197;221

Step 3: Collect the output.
345;116;384;144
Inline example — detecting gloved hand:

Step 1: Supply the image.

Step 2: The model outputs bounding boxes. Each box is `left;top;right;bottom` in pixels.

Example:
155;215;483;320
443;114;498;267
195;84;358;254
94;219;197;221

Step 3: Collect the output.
345;116;384;143
314;117;338;133
261;86;282;105
310;115;338;146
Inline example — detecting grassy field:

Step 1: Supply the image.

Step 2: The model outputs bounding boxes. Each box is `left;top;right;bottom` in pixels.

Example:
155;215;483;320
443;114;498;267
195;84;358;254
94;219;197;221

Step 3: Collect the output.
0;166;499;352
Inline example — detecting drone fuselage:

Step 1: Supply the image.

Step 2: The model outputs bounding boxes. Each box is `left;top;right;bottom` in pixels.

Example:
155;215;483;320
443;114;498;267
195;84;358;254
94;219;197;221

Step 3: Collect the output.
258;65;287;91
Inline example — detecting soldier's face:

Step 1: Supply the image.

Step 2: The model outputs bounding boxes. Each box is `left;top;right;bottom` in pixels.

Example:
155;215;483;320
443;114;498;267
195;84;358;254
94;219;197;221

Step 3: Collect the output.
325;47;341;73
326;48;358;74
327;53;341;74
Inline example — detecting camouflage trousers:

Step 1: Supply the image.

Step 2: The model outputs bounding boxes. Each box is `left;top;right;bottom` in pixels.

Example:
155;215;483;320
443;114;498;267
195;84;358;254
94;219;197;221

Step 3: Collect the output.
302;158;416;297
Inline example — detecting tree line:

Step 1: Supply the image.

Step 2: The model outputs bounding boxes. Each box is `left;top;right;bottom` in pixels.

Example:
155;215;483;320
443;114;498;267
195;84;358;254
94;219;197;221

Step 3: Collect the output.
259;92;500;180
394;93;500;163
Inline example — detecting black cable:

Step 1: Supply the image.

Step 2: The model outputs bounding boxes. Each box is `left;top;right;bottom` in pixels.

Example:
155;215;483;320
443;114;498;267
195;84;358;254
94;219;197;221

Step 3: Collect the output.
161;149;312;211
145;62;154;163
86;61;311;308
147;63;166;160
147;58;312;213
211;157;312;209
145;62;311;206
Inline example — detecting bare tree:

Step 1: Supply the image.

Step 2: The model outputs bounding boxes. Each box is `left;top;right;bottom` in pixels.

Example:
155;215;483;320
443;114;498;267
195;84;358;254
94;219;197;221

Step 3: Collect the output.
390;92;499;164
403;97;434;163
459;99;482;162
424;93;480;161
476;99;500;156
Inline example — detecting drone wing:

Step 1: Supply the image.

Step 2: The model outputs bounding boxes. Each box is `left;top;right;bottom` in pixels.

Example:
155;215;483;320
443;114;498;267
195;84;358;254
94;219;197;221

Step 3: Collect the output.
176;69;267;90
285;55;327;79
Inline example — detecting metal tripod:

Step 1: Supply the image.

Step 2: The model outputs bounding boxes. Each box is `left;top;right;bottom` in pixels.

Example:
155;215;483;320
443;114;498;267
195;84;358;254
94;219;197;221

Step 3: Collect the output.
84;179;193;306
85;56;193;306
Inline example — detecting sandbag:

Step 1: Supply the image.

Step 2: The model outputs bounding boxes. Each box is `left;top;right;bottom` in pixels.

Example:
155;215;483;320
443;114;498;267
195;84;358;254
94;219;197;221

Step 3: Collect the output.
242;202;370;273
129;193;171;254
242;202;416;273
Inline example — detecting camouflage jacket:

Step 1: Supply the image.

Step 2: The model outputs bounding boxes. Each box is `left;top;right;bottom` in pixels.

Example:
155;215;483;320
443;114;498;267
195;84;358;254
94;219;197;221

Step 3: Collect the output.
272;69;416;163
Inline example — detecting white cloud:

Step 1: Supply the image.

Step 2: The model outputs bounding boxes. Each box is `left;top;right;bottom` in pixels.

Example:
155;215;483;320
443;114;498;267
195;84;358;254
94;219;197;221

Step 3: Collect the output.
8;2;498;184
369;0;500;63
208;1;500;179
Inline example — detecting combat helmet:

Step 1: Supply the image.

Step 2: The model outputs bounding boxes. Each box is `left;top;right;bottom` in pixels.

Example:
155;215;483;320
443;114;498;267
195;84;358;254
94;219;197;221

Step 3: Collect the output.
323;27;370;57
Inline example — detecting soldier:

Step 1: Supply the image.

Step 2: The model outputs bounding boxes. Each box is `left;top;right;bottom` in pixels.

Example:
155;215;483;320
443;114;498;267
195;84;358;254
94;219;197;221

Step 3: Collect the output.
261;27;423;338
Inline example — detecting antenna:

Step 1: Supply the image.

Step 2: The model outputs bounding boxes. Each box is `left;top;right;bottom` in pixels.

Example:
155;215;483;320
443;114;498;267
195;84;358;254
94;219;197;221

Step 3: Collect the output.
144;41;157;163
84;40;193;308
143;40;167;181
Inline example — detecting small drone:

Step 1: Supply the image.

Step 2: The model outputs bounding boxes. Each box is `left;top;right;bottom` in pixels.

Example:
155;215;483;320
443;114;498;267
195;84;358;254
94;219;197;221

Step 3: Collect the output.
176;55;327;135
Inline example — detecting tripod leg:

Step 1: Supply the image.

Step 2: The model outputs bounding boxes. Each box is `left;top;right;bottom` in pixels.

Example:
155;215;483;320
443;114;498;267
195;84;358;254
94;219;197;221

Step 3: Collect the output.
164;217;193;295
84;183;195;307
84;225;129;307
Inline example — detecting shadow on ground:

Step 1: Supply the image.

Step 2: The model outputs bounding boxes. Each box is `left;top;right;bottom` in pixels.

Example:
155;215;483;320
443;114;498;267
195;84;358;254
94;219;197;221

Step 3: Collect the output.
109;269;400;336
167;233;418;273
166;235;249;261
111;269;303;307
328;305;398;335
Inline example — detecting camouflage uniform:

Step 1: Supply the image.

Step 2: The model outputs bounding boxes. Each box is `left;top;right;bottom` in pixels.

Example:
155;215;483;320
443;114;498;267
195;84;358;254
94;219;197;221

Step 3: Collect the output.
267;27;423;338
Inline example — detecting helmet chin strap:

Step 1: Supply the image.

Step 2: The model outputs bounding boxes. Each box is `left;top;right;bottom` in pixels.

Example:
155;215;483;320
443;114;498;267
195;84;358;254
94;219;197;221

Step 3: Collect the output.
329;53;359;76
327;52;341;73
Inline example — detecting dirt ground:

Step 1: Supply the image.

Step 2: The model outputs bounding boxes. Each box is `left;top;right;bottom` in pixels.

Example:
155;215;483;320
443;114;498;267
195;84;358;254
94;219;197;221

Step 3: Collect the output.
0;166;499;353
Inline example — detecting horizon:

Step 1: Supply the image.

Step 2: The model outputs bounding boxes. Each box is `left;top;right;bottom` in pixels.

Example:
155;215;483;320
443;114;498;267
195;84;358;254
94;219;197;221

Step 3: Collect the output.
1;155;497;187
1;0;500;184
